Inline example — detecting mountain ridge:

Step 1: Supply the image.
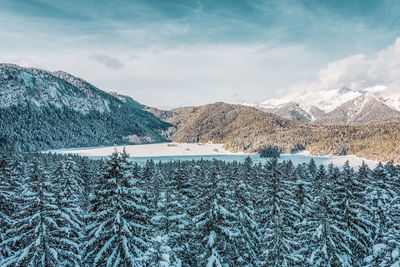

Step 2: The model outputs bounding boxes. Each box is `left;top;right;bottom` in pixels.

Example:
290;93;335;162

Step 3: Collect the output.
253;86;400;125
0;63;171;151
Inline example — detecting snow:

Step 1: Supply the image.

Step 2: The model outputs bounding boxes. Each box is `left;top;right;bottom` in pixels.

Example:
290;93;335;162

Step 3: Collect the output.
47;143;245;157
373;243;386;254
392;249;399;259
291;151;379;169
261;87;363;113
257;84;400;116
346;94;375;118
48;144;380;169
0;64;113;113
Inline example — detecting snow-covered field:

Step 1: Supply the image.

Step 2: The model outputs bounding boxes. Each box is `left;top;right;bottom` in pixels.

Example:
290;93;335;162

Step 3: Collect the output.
285;151;379;169
48;143;380;169
47;142;246;157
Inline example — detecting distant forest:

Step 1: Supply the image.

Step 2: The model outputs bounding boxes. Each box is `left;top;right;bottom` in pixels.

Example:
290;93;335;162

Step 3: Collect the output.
0;151;399;266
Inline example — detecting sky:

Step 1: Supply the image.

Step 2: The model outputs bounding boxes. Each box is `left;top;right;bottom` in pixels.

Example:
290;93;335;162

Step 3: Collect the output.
1;0;400;108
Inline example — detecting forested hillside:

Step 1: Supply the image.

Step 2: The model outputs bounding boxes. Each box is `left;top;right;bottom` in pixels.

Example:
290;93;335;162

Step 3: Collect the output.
155;102;400;163
0;151;399;266
0;64;171;152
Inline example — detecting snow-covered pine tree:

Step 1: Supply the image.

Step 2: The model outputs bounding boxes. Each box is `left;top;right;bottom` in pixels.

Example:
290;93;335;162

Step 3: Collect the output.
306;164;351;266
1;158;80;266
382;188;400;266
0;150;24;260
308;158;317;177
83;149;150;266
142;159;156;182
330;161;374;265
51;158;84;265
259;158;301;266
290;163;314;265
366;163;395;245
164;162;195;265
233;179;261;265
193;160;239;266
142;234;176;266
365;162;400;266
146;168;180;266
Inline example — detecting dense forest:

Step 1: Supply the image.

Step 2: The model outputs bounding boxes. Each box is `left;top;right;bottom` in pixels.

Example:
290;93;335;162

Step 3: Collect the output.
0;150;399;266
0;103;170;152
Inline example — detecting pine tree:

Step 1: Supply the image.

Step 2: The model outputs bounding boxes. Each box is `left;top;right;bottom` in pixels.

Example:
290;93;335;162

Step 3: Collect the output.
52;158;84;265
366;163;395;244
83;150;150;266
306;164;350;266
259;159;300;266
165;162;195;265
291;164;314;265
142;235;176;267
0;151;24;260
1;158;80;266
193;160;239;266
233;179;261;265
331;161;374;265
365;162;400;266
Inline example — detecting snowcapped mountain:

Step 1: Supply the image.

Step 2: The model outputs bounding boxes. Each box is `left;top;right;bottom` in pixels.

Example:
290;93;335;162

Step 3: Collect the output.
0;63;143;113
0;63;171;151
255;85;400;125
256;102;314;122
314;94;400;125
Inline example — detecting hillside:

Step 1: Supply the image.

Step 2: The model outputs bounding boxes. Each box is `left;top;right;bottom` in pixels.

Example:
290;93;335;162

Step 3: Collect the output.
154;102;400;163
0;64;171;151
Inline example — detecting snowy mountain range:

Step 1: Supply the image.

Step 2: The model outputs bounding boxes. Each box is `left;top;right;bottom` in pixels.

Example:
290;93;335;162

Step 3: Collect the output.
0;63;170;151
253;86;400;125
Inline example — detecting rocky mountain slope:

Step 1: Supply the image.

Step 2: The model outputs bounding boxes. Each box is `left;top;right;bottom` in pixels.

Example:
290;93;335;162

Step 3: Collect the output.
314;95;400;125
255;86;400;125
0;64;171;151
151;102;400;163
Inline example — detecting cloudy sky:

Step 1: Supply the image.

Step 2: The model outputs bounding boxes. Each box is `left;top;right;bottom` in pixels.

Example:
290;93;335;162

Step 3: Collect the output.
1;0;400;108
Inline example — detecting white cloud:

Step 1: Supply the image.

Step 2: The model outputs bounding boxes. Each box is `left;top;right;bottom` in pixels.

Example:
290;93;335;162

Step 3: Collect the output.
1;43;321;108
89;54;124;70
285;37;400;97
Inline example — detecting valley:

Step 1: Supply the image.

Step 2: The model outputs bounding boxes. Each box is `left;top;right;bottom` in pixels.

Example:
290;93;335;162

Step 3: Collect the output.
1;64;400;163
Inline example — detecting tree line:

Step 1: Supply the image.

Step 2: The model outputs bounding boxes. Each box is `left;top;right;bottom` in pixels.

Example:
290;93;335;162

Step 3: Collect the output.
0;150;399;266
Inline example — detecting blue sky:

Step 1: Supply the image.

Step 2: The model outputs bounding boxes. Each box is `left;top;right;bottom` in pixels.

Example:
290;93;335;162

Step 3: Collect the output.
1;0;400;108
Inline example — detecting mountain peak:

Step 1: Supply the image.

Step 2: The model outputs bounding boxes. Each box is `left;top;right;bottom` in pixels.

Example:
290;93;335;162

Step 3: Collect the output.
256;85;400;125
0;63;119;113
0;63;170;151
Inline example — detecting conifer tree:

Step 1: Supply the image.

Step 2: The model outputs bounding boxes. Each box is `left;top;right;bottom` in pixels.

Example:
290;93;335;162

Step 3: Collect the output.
193;160;239;266
330;161;374;265
306;165;347;265
233;179;261;265
1;158;80;266
259;159;300;266
0;151;24;260
83;150;150;266
52;159;84;265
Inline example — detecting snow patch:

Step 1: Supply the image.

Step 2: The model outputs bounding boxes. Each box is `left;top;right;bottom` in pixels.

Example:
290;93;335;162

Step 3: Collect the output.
47;143;247;157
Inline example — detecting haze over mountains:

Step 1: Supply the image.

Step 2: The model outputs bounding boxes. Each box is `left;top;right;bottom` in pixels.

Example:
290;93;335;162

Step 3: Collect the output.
253;86;400;125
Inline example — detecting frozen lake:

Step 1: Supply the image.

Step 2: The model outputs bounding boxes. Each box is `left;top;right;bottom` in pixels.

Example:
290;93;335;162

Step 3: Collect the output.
47;143;380;169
